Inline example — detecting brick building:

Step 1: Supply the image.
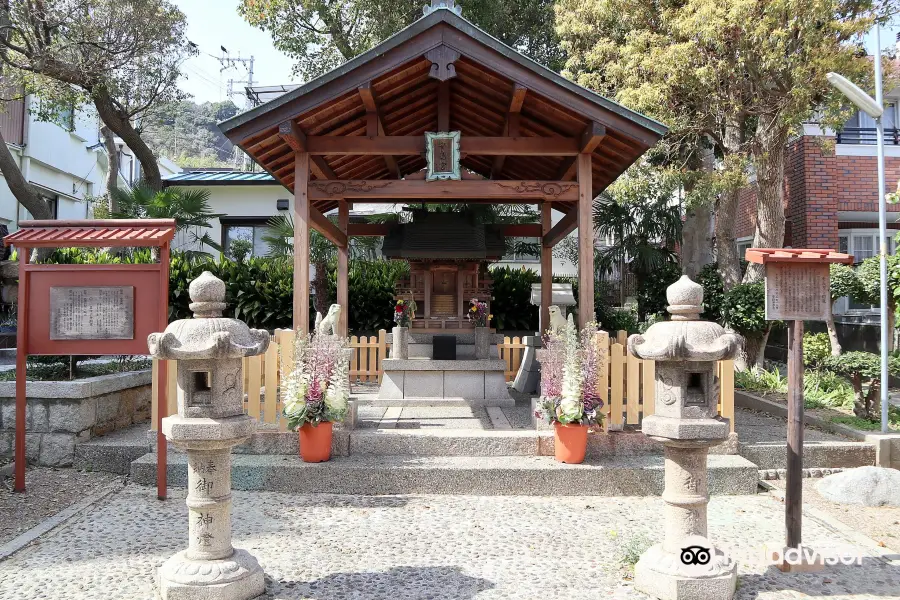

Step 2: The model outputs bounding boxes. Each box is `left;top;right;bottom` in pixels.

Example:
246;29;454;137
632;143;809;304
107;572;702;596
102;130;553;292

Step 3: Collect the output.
736;121;900;318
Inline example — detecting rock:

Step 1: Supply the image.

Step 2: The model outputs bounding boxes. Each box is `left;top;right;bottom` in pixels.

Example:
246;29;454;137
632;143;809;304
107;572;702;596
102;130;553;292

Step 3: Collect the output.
817;466;900;507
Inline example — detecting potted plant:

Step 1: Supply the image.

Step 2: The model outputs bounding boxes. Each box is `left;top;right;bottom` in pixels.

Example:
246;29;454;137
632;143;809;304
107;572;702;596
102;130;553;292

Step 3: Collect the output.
392;299;414;359
536;314;604;463
468;298;492;359
282;330;350;462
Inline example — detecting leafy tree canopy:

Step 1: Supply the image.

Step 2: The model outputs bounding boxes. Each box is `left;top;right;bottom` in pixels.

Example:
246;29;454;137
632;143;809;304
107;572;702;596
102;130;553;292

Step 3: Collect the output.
238;0;566;80
143;100;241;168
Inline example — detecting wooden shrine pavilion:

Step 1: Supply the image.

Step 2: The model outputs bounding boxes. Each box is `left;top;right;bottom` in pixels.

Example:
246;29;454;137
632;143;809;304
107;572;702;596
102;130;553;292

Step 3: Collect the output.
219;1;666;335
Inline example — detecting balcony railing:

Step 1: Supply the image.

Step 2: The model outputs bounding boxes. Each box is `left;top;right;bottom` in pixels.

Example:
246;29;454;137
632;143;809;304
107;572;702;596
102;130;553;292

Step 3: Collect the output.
836;127;900;145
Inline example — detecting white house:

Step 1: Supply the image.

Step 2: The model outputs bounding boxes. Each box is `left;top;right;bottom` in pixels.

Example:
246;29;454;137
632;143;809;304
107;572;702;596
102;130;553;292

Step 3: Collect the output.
0;93;181;232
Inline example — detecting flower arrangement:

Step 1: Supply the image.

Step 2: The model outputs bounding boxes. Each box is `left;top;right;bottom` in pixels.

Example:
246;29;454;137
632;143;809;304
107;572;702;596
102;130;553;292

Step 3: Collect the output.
282;330;350;429
467;298;492;328
394;299;415;327
537;314;605;426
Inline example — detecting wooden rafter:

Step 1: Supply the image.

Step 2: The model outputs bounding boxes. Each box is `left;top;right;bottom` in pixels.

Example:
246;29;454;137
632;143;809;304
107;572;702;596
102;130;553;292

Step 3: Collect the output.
278;121;338;180
302;135;580;156
491;84;528;179
309;205;348;248
556;122;607;180
358;83;402;178
438;80;450;131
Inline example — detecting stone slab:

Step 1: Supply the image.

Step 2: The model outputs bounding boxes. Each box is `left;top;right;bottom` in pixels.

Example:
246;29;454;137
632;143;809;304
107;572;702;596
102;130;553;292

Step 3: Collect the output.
388;332;505;345
378;372;404;399
131;453;759;496
403;371;443;398
0;370;151;400
382;359;506;372
442;371;484;398
484;373;511;400
740;441;875;470
365;397;516;408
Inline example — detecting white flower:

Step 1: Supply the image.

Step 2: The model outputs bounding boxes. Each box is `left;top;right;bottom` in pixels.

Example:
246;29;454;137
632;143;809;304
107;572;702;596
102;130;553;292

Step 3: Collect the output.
557;398;583;423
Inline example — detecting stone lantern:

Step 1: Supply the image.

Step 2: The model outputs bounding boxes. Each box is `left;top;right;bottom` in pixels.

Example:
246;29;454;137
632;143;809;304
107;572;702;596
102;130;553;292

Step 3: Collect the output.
628;275;741;600
148;271;270;600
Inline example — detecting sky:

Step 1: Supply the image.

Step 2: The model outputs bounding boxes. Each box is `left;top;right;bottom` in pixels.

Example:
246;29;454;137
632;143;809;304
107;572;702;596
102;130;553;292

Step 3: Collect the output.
173;0;297;106
171;2;900;107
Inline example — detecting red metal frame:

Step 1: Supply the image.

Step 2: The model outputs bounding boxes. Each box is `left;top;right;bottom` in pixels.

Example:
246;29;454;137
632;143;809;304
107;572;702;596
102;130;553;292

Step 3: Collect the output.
4;220;174;500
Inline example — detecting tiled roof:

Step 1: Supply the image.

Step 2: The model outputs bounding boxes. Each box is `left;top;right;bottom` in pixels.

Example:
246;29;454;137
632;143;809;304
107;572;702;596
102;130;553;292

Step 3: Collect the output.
744;248;854;264
3;219;176;248
163;171;276;186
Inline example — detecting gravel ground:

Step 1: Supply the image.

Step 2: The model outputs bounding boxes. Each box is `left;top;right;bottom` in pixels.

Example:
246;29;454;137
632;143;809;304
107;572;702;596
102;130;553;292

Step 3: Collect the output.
1;484;899;599
0;467;119;546
769;477;900;554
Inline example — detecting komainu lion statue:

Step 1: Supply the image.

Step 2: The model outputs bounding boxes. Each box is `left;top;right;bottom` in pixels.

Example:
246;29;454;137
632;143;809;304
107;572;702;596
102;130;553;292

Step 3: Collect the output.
548;305;568;335
315;304;342;336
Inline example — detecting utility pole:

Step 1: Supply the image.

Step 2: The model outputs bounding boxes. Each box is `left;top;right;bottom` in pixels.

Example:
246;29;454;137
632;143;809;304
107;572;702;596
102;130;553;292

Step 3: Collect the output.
218;46;255;170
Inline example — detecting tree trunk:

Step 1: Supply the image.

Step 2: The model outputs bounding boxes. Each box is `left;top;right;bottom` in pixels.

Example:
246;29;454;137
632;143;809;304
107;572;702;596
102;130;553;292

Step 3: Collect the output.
735;325;772;371
744;118;790;284
92;88;162;191
0;127;52;220
100;125;119;210
826;302;842;356
715;119;745;290
682;201;714;279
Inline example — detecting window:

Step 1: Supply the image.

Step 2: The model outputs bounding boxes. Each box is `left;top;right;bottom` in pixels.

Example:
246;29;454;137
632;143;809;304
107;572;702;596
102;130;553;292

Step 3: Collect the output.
221;218;274;258
836;229;898;313
502;236;540;263
840;104;899;144
735;237;753;261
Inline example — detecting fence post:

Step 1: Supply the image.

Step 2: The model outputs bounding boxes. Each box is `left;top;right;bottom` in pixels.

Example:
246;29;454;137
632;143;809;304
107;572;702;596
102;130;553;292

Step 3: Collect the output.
595;331;610;431
609;343;624;427
264;340;279;425
626;350;640;425
378;329;387;383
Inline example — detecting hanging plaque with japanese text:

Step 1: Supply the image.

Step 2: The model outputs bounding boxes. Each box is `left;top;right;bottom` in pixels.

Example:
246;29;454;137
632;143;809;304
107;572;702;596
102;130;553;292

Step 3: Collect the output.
764;263;830;321
49;286;135;340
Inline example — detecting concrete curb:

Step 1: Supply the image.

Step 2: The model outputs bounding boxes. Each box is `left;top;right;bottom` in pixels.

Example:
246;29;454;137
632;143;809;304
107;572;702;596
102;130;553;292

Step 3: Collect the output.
735;390;869;441
0;478;123;562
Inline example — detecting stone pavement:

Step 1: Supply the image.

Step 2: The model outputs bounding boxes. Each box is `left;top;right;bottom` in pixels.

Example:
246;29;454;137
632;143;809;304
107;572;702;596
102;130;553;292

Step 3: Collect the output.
1;484;899;599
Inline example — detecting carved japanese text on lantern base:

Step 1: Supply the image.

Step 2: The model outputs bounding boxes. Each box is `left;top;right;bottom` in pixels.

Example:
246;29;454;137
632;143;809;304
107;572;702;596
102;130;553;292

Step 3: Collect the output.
149;271;270;600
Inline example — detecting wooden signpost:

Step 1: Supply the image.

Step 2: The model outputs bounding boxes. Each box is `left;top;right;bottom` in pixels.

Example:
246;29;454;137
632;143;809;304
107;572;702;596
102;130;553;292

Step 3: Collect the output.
745;249;853;568
3;220;175;500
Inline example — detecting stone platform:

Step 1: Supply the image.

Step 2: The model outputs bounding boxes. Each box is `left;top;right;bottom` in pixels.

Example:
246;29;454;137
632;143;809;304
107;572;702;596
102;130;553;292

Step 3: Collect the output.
131;452;759;496
387;331;504;359
378;359;513;406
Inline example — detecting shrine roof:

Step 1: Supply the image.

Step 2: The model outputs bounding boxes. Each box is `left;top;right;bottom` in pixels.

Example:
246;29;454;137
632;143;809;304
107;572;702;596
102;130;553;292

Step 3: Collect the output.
217;7;667;214
3;219;177;248
744;248;854;265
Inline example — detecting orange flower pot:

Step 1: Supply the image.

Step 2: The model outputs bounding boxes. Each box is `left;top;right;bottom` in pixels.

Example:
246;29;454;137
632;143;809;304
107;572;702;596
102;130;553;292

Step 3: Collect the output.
299;422;333;463
554;422;589;464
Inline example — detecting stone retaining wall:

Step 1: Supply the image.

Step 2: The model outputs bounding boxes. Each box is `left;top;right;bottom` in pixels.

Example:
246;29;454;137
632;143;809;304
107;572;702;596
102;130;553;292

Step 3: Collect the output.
0;370;151;467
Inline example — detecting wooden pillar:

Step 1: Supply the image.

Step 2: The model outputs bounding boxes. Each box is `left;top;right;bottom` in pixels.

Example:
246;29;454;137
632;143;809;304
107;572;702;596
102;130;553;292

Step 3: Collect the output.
13;250;28;493
577;153;594;328
293;152;311;334
540;202;552;333
457;270;465;318
424;268;433;319
785;319;804;551
438;81;450;132
157;241;170;501
337;201;349;337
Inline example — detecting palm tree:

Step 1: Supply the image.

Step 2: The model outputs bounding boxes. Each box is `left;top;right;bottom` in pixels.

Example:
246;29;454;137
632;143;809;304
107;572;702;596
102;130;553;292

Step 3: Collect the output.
262;214;384;315
110;183;224;256
593;180;683;316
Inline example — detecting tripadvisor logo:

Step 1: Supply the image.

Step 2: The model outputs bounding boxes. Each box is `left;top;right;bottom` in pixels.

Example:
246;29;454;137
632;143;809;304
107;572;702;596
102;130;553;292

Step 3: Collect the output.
765;544;863;567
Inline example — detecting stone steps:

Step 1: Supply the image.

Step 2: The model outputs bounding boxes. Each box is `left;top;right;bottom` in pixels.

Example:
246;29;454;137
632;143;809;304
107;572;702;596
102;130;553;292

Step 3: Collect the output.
739;441;875;470
74;424;152;474
130;452;760;496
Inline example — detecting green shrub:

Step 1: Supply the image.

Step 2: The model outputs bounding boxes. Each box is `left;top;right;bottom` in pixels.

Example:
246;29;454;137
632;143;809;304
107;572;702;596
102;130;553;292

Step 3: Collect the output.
803;333;832;369
489;266;539;331
602;308;640;334
343;260;409;333
722;282;767;338
636;260;681;320
698;263;724;323
734;366;787;393
822;352;900;420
